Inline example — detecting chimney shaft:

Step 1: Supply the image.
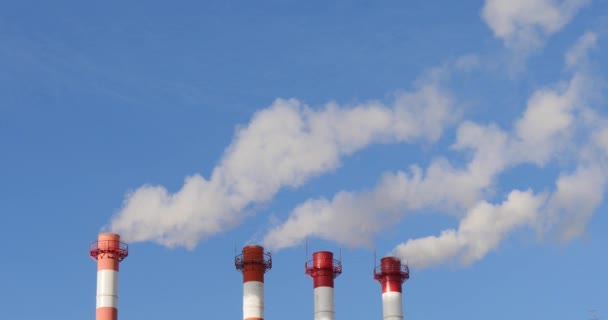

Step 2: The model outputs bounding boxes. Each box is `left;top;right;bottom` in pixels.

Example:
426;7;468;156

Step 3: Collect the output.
305;251;342;320
374;257;409;320
235;245;272;320
90;233;128;320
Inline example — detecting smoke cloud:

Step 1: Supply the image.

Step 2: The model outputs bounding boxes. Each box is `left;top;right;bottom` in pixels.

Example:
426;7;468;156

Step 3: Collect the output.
109;80;455;248
263;32;607;269
108;28;605;272
393;190;546;268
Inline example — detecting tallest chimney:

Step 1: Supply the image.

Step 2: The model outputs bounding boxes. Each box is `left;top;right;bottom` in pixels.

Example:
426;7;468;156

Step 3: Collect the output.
305;251;342;320
89;233;128;320
235;245;272;320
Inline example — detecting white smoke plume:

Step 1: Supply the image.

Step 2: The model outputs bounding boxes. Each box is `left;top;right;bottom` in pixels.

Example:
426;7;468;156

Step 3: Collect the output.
263;32;607;269
109;79;455;248
393;190;546;268
264;62;590;250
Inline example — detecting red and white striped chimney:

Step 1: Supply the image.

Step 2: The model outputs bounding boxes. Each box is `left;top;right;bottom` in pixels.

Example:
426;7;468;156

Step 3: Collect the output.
89;233;128;320
305;251;342;320
235;245;272;320
374;256;410;320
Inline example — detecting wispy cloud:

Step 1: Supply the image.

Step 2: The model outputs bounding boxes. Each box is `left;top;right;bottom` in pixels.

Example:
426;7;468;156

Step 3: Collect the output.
565;31;598;70
481;0;590;52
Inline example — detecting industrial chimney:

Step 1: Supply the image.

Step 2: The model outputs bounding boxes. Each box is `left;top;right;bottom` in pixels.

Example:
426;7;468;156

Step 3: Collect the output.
373;256;410;320
89;233;128;320
305;251;342;320
235;245;272;320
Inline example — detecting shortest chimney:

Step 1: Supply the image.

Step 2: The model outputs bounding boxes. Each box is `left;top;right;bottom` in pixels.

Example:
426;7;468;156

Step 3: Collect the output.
374;256;409;320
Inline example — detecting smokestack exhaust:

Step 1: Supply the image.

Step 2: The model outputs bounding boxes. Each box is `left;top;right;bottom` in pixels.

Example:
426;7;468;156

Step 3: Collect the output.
374;256;409;320
235;245;272;320
305;251;342;320
89;233;128;320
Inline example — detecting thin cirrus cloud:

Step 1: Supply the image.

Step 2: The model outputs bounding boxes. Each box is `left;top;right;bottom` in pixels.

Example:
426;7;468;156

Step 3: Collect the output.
263;32;607;269
481;0;591;51
108;76;456;248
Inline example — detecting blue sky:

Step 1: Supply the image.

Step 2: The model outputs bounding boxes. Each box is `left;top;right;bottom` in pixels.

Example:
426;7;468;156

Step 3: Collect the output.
1;1;607;319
